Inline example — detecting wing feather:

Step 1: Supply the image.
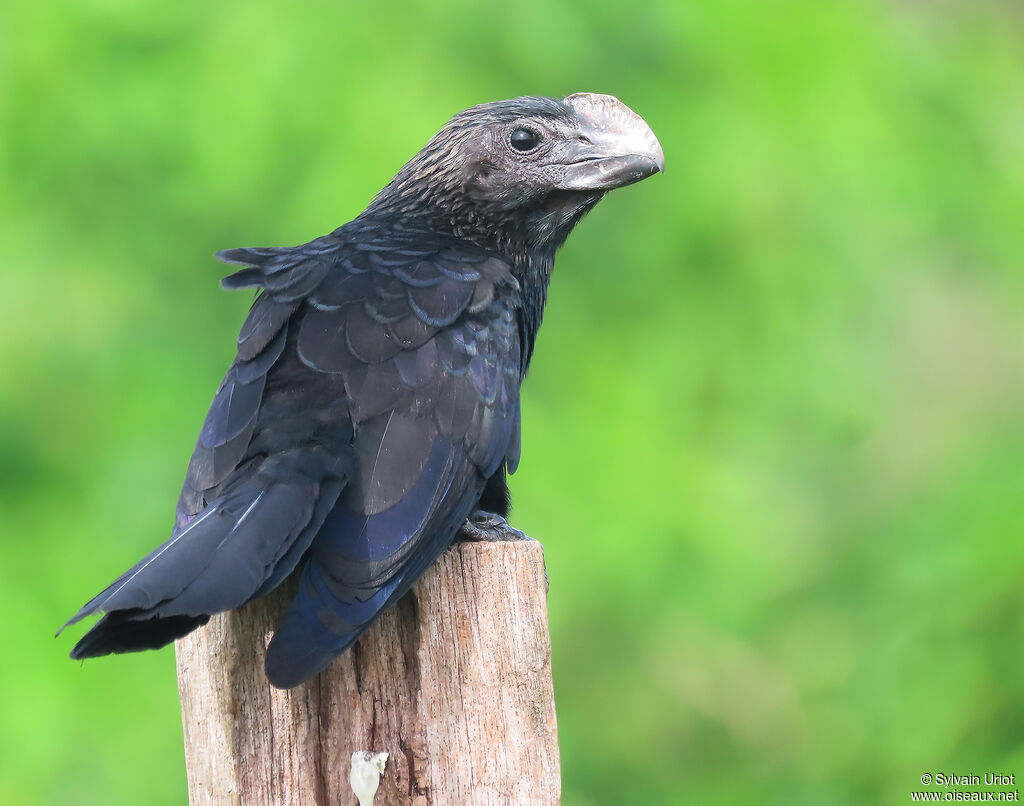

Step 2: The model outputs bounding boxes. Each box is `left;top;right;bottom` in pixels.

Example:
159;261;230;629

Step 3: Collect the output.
65;225;525;691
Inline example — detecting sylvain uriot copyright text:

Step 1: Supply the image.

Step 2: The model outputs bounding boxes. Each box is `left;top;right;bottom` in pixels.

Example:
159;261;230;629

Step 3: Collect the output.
921;774;1017;788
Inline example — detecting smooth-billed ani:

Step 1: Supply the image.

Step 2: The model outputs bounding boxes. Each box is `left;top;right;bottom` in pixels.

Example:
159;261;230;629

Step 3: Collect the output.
61;93;664;688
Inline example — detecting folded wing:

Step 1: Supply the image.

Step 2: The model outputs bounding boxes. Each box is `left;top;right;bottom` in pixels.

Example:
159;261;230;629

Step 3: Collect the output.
268;229;524;687
64;227;523;689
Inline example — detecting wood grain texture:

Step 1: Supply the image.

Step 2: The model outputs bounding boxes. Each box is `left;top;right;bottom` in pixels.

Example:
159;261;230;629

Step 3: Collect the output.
175;539;560;806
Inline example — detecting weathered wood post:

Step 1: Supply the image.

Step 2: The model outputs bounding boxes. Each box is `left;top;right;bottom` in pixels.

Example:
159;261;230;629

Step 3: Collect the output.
175;537;560;805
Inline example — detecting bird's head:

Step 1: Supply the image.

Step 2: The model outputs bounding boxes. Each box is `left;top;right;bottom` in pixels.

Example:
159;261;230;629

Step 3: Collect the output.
368;93;664;254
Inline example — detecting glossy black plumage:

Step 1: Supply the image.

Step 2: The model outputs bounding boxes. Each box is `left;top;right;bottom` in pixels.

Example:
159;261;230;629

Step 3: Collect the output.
63;93;663;687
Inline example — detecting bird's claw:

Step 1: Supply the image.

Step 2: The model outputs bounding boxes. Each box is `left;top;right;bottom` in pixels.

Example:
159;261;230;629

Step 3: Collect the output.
457;511;532;543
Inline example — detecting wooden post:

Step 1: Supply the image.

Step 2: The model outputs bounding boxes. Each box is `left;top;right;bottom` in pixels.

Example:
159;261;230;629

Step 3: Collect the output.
175;538;561;806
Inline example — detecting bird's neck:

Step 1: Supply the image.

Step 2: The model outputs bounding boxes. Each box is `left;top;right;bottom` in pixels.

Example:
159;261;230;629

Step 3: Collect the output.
512;249;554;376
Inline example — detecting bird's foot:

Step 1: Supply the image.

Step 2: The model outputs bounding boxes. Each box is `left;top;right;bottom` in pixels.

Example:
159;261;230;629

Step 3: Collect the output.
457;511;532;543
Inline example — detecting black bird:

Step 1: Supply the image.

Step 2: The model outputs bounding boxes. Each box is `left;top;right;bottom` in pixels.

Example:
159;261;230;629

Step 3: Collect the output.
62;93;664;688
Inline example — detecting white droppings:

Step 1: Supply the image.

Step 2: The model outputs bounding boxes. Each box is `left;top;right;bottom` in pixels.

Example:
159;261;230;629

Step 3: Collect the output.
350;750;389;806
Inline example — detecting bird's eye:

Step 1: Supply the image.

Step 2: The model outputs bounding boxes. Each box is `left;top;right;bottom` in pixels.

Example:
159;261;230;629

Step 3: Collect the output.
510;128;540;152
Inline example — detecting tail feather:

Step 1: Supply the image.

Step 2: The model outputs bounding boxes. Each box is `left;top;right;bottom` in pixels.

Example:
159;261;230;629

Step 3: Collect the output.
63;473;344;658
263;560;406;688
263;480;480;688
70;613;209;659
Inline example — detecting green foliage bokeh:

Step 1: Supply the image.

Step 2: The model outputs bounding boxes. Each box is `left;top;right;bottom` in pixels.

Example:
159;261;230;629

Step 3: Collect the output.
2;1;1023;804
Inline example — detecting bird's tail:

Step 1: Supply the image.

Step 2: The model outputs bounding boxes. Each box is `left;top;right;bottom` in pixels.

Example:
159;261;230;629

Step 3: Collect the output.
261;481;480;688
61;470;344;659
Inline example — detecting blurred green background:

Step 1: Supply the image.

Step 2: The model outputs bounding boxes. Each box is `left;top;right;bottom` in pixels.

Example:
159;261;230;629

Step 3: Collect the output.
3;0;1023;804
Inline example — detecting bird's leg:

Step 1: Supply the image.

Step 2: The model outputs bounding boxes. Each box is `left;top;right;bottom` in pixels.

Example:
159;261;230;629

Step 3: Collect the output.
457;511;532;543
459;468;530;542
